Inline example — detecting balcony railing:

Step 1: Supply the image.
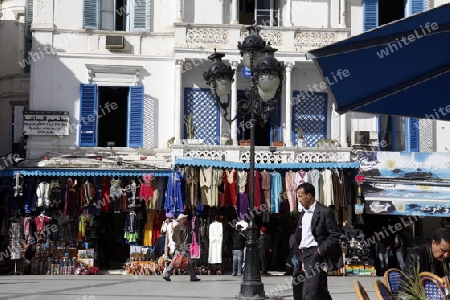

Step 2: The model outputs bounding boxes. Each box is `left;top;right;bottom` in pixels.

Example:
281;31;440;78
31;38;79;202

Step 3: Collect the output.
175;23;351;53
171;144;355;165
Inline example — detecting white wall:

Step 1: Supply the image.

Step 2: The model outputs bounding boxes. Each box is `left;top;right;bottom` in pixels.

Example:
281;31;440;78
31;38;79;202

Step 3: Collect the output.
184;0;223;24
0;0;25;76
26;49;177;157
436;120;450;152
0;0;29;156
292;0;331;28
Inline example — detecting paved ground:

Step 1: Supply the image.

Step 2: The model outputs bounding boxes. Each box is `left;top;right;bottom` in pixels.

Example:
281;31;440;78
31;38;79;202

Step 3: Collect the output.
0;272;379;300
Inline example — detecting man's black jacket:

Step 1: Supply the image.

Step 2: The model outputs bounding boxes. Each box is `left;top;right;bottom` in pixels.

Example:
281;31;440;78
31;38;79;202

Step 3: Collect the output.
404;242;450;278
294;201;343;272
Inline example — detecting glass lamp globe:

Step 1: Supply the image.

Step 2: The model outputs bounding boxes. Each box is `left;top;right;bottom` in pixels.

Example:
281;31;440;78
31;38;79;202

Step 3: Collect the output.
257;73;279;102
214;78;232;97
257;87;277;102
242;51;264;69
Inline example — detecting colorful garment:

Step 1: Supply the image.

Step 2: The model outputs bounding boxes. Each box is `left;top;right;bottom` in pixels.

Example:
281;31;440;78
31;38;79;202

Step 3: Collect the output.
285;171;296;212
270;171;282;214
246;170;261;209
164;171;184;215
185;167;199;206
64;178;77;216
200;167;213;205
140;173;154;203
100;176;111;212
260;171;271;212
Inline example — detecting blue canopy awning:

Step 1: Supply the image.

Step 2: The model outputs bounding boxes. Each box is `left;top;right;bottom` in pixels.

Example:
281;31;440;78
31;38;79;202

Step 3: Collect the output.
175;157;359;170
306;3;450;120
0;168;172;177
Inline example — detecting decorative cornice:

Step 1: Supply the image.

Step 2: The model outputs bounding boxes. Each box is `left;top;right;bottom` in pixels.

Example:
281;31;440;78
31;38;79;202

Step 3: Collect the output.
85;64;144;85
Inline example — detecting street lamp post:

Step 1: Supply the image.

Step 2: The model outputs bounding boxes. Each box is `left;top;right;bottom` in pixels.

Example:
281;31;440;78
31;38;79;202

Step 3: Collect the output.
203;24;283;299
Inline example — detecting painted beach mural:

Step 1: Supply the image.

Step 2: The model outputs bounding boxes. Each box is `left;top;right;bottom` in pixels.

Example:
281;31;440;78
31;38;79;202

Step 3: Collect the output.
358;151;450;216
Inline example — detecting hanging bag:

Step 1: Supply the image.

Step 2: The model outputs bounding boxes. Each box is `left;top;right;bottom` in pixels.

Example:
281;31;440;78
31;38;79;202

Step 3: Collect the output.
171;252;190;270
190;217;200;258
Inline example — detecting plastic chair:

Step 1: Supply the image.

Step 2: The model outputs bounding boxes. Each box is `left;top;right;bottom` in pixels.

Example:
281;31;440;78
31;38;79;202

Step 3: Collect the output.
354;280;371;300
373;279;395;300
420;273;447;300
383;268;404;296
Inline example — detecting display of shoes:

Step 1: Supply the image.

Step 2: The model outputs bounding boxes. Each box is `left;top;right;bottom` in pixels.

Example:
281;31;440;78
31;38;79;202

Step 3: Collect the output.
163;276;171;281
190;278;201;281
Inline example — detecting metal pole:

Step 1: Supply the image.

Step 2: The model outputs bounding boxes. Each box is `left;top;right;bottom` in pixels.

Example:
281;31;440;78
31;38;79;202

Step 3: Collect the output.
240;80;265;299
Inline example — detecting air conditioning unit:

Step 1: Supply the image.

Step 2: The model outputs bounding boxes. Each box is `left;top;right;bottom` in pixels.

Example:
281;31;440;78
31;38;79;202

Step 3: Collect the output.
353;131;378;146
105;36;124;49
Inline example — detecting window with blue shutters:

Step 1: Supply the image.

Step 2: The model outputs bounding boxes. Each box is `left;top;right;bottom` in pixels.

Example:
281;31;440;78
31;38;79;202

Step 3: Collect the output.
129;0;149;31
363;0;378;31
84;0;149;31
410;0;425;15
365;0;422;151
184;88;220;145
79;84;144;148
79;84;98;146
127;86;144;148
291;91;328;147
408;118;420;152
83;0;101;30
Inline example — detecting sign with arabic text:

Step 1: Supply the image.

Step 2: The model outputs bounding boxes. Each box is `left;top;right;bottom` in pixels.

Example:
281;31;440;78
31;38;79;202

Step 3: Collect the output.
23;111;70;136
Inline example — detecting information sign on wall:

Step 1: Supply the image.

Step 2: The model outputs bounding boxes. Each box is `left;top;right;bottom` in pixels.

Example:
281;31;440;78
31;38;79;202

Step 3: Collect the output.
23;111;70;136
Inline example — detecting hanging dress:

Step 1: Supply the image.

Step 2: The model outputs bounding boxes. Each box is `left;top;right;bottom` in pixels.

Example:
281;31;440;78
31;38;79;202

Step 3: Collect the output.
143;210;155;246
140;173;154;207
185;167;199;206
223;169;237;207
200;167;213;205
100;176;111;212
285;171;296;212
237;170;249;217
247;170;261;209
270;171;282;214
322;169;334;207
164;171;184;215
307;169;321;201
208;221;223;264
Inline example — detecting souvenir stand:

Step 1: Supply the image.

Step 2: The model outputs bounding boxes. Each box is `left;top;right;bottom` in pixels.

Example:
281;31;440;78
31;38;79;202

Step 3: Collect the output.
0;168;171;275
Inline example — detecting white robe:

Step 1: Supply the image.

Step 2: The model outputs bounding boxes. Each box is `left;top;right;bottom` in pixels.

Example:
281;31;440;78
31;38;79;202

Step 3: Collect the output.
208;221;223;264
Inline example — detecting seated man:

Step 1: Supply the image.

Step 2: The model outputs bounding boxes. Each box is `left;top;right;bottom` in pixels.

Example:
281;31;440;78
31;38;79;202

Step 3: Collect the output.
404;227;450;278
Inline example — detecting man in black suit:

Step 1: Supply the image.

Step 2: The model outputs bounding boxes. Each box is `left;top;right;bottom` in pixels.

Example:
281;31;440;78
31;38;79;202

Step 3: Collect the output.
295;182;342;300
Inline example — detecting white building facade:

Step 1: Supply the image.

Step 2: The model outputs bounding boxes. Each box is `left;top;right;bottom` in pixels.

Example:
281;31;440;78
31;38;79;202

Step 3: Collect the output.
0;0;30;157
4;0;450;163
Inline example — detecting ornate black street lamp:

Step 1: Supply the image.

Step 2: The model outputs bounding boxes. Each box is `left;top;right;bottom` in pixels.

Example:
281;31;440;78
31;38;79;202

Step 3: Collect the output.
203;24;283;299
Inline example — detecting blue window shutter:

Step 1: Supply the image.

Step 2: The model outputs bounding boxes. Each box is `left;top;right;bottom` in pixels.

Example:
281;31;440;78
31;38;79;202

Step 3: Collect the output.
131;0;148;32
363;0;378;32
409;118;419;152
127;86;144;148
410;0;425;15
84;0;101;29
79;84;97;147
